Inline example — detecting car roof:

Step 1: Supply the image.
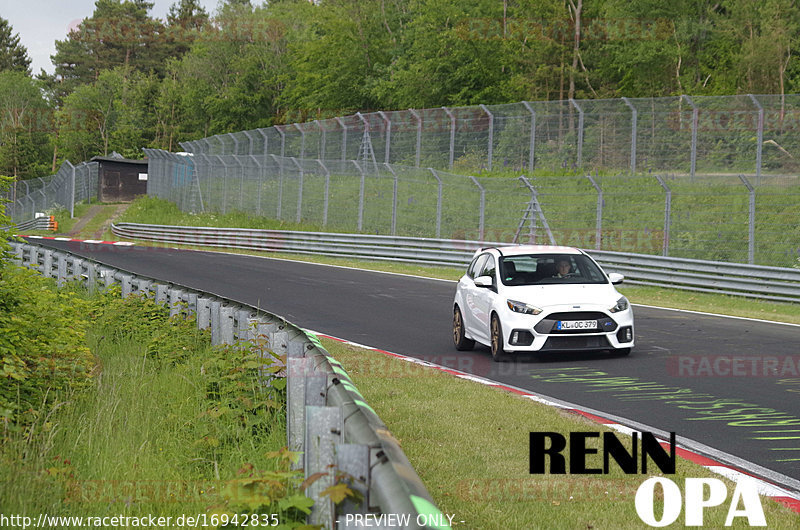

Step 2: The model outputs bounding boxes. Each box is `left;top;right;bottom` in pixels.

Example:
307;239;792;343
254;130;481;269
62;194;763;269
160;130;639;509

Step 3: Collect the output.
475;244;583;257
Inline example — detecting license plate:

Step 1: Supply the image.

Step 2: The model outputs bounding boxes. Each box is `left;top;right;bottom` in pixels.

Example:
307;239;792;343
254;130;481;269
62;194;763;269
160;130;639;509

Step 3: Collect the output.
557;320;598;330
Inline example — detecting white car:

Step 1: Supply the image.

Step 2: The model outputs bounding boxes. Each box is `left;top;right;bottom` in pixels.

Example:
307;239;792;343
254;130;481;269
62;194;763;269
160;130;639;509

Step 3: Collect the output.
453;245;634;361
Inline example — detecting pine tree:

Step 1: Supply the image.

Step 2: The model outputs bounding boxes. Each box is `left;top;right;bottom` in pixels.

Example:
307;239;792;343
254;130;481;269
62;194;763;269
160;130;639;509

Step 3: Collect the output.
0;17;31;74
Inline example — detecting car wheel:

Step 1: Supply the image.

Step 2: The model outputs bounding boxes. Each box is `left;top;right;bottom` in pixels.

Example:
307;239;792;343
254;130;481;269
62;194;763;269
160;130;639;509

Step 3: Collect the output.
490;314;507;362
453;306;475;351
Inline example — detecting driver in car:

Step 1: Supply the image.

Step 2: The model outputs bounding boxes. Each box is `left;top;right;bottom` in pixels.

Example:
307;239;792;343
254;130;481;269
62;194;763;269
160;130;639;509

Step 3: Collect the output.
554;259;572;278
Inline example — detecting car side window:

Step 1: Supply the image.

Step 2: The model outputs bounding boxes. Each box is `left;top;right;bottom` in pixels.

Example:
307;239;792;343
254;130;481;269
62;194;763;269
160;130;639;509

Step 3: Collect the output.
479;255;497;284
468;254;488;279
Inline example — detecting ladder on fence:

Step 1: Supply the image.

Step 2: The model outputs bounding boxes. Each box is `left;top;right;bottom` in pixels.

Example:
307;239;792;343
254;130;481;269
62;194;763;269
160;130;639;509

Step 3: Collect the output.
357;128;379;174
514;193;555;245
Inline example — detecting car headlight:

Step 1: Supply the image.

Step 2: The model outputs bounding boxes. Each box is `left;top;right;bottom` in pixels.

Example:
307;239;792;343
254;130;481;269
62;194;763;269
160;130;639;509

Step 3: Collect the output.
507;299;543;315
609;296;629;313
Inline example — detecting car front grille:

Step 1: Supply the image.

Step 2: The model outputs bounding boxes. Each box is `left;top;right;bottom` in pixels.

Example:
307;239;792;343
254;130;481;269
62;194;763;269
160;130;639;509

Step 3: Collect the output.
542;335;612;351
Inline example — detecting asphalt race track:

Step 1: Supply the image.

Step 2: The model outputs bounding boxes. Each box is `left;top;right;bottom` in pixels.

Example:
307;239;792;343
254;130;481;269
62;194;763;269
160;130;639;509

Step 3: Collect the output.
26;238;800;491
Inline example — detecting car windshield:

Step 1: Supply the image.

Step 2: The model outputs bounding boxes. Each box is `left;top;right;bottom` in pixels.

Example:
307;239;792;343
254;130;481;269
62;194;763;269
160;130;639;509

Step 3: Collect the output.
498;254;608;286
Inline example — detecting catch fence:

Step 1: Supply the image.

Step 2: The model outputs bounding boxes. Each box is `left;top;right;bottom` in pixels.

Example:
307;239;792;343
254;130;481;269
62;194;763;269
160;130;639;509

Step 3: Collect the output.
178;94;800;179
143;149;800;268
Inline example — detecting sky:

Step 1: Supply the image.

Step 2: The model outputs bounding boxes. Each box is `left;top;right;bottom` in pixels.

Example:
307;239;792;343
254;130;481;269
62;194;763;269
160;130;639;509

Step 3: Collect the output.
1;0;220;75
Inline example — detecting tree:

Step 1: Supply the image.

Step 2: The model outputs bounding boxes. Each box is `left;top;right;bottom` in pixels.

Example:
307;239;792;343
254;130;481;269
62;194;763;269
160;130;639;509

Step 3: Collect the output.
0;71;51;179
0;17;31;75
51;0;170;100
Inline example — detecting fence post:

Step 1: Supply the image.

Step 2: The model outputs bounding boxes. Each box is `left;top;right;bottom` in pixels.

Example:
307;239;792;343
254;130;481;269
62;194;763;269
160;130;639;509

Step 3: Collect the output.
217;156;231;215
655;175;672;256
276;125;286;159
249;155;263;216
352;160;366;231
748;94;764;182
317;160;330;227
291;157;304;224
681;95;698;179
335;117;347;161
315;120;325;159
522;101;536;171
622;97;638;174
739;175;755;264
243;129;255;156
378;111;391;163
384;163;398;236
586;173;602;250
67;161;76;219
229;132;239;156
469;176;485;241
293;123;306;159
569;99;584;168
479;104;494;171
409;109;422;168
270;154;283;220
234;155;245;211
428;168;443;238
257;128;269;156
442;106;456;169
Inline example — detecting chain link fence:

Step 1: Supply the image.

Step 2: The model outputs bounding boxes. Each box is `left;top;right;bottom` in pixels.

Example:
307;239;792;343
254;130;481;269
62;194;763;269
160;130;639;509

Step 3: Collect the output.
143;149;800;268
2;161;98;224
179;94;800;178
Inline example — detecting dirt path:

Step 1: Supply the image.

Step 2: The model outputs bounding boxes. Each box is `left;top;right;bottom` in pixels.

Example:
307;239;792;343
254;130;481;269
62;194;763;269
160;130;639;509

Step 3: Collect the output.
92;203;131;239
67;205;104;236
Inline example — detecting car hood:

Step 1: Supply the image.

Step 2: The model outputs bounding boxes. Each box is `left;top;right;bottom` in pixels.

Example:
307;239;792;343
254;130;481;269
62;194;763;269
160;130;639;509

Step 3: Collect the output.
502;283;621;308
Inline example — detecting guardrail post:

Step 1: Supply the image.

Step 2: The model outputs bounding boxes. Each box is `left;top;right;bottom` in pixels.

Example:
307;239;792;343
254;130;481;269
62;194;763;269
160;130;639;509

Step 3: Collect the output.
739;175;756;264
101;268;116;289
287;357;309;458
168;288;183;317
42;249;52;278
57;254;67;287
384;163;398;235
86;262;97;293
220;304;236;344
210;300;222;344
352;160;366;232
121;274;134;297
155;284;169;304
479;104;494;171
428;168;443;239
522;101;537;171
587;173;603;250
196;296;213;330
305;405;341;529
655;175;672;256
335;444;371;520
469;176;485;241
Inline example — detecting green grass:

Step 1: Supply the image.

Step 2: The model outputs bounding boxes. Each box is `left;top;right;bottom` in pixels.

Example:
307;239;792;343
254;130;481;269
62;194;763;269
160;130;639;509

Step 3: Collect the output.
323;338;800;529
0;290;306;527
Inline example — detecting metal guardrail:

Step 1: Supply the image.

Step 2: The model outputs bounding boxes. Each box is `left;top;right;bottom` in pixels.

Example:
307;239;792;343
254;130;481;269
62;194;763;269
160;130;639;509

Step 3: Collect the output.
2;216;58;232
8;239;446;529
111;222;800;303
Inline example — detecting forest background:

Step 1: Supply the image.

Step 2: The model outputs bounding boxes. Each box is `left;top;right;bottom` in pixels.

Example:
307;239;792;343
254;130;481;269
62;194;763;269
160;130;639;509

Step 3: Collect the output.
1;0;798;180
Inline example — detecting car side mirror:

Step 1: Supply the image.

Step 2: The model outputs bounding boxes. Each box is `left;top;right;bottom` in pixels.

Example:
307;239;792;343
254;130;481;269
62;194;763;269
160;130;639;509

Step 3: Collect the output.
608;272;624;285
474;275;494;288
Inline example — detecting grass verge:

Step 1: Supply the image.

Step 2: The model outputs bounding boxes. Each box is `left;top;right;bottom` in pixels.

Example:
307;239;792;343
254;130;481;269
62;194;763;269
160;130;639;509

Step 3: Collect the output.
323;337;800;529
0;284;309;527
